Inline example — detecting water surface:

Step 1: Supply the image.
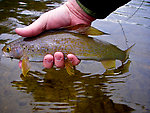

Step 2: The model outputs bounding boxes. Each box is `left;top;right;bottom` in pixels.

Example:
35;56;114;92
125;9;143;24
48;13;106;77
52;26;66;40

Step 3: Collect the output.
0;0;150;113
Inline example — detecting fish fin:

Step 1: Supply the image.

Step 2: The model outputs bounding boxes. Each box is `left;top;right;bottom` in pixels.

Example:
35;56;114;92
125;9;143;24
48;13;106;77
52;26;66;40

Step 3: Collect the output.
84;26;110;36
101;60;116;70
64;24;109;36
65;59;75;75
21;55;31;77
124;44;135;62
116;60;131;74
103;60;131;75
63;24;88;30
103;70;114;75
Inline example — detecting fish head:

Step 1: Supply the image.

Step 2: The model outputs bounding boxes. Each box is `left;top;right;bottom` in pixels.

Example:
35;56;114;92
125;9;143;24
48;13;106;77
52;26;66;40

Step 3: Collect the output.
2;44;23;59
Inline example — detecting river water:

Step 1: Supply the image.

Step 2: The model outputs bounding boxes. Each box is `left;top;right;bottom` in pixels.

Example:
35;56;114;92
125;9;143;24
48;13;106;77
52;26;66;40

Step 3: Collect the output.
0;0;150;113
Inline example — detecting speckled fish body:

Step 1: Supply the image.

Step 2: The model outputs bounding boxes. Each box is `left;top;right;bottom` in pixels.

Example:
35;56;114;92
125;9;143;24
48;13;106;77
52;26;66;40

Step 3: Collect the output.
3;28;130;61
2;30;128;63
2;24;134;76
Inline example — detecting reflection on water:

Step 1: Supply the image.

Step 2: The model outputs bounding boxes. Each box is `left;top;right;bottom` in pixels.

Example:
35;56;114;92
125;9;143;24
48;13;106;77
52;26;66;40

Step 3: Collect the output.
0;0;63;34
11;61;133;113
0;0;150;113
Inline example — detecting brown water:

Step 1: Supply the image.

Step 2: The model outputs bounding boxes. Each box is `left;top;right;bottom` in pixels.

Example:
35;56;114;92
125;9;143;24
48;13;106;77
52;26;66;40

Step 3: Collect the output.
0;0;150;113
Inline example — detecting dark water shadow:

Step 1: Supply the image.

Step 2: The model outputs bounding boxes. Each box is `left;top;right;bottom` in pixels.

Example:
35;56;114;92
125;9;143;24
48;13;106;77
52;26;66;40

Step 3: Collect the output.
11;60;134;113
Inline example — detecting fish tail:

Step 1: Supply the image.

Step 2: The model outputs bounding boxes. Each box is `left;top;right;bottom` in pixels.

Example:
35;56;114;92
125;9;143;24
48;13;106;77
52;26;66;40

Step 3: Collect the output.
124;43;135;62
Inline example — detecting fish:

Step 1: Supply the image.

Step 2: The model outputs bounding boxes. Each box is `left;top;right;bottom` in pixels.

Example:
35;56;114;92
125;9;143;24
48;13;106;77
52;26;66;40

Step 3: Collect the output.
2;24;134;76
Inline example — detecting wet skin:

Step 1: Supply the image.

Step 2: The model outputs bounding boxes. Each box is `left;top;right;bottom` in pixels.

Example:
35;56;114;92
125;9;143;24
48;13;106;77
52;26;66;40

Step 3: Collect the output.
15;0;95;69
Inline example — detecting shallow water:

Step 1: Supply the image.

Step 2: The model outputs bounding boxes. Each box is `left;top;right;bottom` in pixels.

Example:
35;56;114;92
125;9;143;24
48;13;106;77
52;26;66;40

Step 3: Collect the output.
0;0;150;113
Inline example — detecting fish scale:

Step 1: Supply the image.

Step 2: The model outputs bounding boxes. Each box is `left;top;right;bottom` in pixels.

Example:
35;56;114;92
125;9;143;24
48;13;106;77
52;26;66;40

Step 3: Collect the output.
2;24;133;76
4;31;126;61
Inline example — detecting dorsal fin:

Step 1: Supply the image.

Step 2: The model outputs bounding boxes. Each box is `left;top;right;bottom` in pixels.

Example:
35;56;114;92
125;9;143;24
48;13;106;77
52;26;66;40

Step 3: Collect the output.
62;24;109;36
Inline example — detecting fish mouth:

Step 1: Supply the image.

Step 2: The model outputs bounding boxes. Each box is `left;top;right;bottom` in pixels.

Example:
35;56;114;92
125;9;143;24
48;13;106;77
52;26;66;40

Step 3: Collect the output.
2;51;12;58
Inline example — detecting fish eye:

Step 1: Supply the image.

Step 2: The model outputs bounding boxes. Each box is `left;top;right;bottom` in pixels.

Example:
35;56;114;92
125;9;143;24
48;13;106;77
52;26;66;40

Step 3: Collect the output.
6;47;11;52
